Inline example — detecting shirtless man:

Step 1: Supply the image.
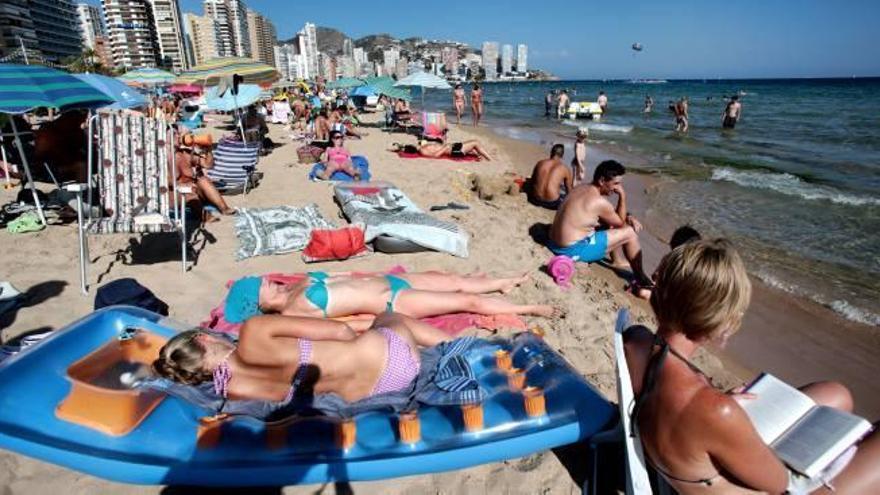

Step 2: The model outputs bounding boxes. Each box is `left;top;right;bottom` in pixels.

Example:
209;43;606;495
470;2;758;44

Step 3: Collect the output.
572;128;588;183
643;95;654;113
453;83;466;124
547;160;652;288
173;133;234;219
314;108;330;141
674;97;689;132
722;95;742;129
470;84;483;126
528;144;572;210
597;91;608;113
557;90;570;119
545;91;554;117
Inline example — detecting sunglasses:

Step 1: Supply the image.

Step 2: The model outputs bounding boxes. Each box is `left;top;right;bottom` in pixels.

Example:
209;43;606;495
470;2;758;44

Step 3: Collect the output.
332;136;343;140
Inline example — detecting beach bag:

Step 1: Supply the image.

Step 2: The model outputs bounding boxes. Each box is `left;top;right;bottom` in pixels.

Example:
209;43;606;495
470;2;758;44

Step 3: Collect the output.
297;144;323;164
94;278;169;316
302;225;369;263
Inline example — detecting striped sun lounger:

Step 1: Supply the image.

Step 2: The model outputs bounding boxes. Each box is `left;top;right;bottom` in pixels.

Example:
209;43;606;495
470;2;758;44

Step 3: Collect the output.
206;137;261;194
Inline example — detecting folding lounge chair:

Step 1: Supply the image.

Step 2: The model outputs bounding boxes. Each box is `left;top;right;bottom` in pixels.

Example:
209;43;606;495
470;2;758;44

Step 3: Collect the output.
586;309;672;495
420;111;448;142
65;109;190;295
206;137;260;194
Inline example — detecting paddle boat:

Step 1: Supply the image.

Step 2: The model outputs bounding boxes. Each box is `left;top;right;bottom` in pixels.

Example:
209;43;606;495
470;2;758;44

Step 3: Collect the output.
566;101;603;120
0;306;614;486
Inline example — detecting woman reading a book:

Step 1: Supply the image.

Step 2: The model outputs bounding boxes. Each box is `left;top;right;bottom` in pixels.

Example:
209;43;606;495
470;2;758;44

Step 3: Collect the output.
624;239;879;494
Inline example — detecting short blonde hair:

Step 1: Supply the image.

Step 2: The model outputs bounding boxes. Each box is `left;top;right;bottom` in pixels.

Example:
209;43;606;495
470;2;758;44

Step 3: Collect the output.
650;239;751;342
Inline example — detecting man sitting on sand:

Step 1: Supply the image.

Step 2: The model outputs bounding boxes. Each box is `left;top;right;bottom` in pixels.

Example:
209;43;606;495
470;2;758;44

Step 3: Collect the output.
527;144;572;210
547;159;652;289
391;140;492;161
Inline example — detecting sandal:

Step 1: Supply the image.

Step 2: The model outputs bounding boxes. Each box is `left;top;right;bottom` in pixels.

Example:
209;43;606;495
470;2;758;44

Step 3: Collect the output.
6;212;44;234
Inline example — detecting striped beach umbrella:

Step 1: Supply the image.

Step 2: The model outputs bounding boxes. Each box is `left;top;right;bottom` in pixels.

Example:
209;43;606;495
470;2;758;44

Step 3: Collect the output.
0;63;114;226
117;68;176;87
73;73;147;110
175;57;280;87
0;63;114;114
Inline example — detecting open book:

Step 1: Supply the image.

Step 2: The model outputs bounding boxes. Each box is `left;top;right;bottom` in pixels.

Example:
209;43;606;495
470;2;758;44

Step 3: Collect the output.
741;373;872;478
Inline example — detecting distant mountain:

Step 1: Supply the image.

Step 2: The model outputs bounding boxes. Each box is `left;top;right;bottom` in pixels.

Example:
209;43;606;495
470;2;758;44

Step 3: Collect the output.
278;26;348;55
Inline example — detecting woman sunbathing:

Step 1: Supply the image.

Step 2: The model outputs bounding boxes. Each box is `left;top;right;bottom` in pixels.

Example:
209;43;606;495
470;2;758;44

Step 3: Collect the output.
153;312;450;403
223;271;552;325
390;140;492;161
624;239;879;494
318;131;360;180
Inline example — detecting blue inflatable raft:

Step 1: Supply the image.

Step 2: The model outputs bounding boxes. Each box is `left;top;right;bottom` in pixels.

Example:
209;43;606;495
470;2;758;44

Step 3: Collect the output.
0;306;614;486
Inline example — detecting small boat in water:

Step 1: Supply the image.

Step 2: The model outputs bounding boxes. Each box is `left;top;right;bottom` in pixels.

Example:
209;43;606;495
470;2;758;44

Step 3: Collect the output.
565;101;603;120
0;306;614;486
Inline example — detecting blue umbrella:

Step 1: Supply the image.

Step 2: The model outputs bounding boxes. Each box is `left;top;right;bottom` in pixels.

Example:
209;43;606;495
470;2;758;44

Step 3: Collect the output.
205;84;262;111
73;73;147;110
0;64;114;225
350;85;376;97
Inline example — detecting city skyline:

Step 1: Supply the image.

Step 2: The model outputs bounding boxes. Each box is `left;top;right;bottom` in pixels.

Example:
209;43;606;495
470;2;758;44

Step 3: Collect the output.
106;0;880;79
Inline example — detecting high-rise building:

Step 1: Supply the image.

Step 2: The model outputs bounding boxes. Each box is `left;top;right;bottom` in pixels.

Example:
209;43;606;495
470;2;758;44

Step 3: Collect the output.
352;46;366;73
150;0;187;70
336;55;355;78
30;0;83;62
0;0;40;61
342;37;352;57
224;0;249;57
300;22;318;78
103;0;160;69
183;12;219;65
319;52;336;81
203;0;233;57
441;46;458;75
516;43;528;73
77;3;105;51
394;56;408;80
481;41;499;80
383;48;399;77
501;44;513;75
246;9;275;65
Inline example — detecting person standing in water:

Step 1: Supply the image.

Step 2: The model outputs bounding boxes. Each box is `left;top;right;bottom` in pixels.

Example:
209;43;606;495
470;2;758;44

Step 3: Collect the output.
643;95;654;113
572;128;588;184
545;91;554;117
597;91;609;113
673;97;689;132
722;95;742;129
453;84;466;124
470;84;484;127
557;90;570;119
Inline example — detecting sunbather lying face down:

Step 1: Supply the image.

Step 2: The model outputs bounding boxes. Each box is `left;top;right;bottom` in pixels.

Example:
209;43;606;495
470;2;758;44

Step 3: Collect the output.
623;239;880;494
153;313;450;403
223;271;552;326
395;140;492;161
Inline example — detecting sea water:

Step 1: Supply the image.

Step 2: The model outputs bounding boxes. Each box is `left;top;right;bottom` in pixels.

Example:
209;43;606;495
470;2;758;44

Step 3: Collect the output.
420;79;880;326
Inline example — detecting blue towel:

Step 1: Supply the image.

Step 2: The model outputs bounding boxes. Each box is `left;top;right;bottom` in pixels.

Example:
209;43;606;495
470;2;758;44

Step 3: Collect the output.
139;336;486;420
309;155;371;182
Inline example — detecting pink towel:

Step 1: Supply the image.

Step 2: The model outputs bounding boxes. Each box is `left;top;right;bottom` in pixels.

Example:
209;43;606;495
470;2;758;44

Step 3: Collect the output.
548;255;576;289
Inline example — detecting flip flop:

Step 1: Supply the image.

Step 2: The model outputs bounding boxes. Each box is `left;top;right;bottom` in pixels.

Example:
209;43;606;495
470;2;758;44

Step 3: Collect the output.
6;212;44;234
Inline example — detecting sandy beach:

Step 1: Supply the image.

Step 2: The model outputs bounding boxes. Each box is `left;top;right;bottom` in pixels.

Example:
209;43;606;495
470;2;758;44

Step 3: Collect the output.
0;109;875;494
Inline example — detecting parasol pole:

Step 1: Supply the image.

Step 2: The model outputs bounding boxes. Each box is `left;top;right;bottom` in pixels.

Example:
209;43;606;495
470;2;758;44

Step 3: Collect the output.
9;116;47;225
1;143;12;189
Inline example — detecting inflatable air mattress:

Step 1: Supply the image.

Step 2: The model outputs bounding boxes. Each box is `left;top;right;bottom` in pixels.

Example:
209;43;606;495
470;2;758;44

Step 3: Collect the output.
0;306;614;486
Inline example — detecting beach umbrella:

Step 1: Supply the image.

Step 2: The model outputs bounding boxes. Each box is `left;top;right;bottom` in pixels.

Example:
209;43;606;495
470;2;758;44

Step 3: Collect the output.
175;57;280;87
73;73;147;110
204;84;262;111
394;71;451;108
349;85;376;97
0;63;113;225
326;77;363;90
168;83;202;95
117;68;175;87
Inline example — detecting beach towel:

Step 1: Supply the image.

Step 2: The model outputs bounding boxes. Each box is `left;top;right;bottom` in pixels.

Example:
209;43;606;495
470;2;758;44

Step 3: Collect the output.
308;155;372;182
137;336;487;420
233;204;335;260
395;151;480;162
334;182;469;258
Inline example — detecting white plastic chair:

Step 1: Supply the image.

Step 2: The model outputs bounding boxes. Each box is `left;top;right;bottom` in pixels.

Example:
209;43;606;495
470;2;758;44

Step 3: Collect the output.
586;309;665;495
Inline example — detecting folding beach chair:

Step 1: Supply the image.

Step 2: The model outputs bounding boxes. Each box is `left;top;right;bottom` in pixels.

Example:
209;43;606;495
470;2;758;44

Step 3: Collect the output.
586;309;672;495
420;111;448;142
206;137;260;194
65;109;190;295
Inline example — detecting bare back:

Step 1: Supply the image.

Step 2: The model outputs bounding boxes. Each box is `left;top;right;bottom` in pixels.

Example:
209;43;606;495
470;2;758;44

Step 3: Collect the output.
530;158;571;202
549;183;608;245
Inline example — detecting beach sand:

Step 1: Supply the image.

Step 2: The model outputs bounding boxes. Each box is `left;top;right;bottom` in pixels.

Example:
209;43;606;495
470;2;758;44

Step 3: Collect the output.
0;110;873;494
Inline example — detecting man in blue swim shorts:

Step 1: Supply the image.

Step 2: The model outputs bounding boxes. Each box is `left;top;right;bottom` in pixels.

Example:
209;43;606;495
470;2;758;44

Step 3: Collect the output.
546;160;653;290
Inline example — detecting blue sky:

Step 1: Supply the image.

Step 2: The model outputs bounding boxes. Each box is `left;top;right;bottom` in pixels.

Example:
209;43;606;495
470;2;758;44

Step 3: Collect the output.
96;0;880;79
